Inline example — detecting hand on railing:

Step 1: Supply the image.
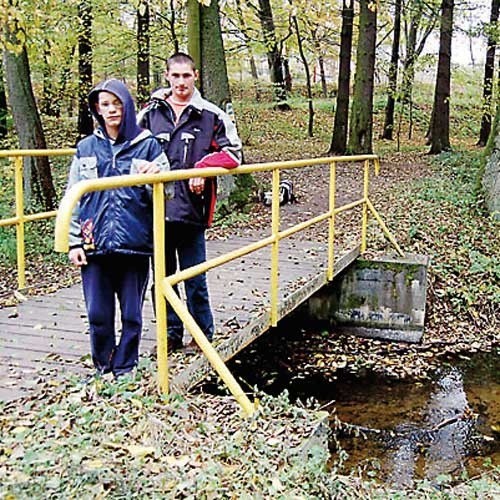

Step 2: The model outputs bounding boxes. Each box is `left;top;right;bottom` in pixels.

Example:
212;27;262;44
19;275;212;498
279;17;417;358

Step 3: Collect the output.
136;161;161;174
189;176;205;194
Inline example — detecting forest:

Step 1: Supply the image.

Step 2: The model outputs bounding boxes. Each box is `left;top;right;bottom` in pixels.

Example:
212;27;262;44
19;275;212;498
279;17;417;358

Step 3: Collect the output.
0;0;497;210
0;0;499;497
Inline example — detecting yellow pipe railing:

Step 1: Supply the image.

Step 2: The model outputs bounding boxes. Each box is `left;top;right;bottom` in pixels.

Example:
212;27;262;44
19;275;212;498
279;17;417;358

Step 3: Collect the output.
327;161;336;281
152;182;168;395
52;153;404;416
0;148;403;416
270;168;280;326
0;148;75;289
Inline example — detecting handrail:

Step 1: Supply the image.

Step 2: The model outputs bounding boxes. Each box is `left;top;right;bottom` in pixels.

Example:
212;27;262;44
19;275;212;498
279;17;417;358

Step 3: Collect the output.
0;149;76;289
53;153;404;416
0;149;406;416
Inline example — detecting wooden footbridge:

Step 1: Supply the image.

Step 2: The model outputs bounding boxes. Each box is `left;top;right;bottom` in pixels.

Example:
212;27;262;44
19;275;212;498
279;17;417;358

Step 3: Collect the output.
0;151;403;412
0;238;360;402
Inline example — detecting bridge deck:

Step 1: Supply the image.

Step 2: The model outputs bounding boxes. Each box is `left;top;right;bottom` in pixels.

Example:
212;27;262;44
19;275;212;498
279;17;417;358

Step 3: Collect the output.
0;237;360;401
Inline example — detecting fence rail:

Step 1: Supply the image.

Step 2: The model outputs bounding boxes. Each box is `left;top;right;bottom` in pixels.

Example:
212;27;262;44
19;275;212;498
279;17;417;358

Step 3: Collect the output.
53;153;403;416
0;149;75;289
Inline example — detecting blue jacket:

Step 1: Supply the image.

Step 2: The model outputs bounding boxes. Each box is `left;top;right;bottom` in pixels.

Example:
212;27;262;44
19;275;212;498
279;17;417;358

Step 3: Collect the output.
138;88;242;227
67;79;170;256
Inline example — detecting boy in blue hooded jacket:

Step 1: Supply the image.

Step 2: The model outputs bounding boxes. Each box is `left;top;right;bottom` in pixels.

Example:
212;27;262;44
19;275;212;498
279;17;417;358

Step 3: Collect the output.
66;79;169;378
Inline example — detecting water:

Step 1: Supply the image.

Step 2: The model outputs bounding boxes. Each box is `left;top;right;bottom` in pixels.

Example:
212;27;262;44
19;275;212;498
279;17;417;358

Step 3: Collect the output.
330;357;499;486
224;324;499;487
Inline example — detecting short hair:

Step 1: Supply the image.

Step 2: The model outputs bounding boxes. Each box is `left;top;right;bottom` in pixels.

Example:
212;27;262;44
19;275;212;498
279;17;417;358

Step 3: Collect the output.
166;52;196;71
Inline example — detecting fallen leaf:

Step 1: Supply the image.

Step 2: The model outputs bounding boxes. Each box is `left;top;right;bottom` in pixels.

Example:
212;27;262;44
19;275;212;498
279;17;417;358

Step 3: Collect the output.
165;454;190;467
127;445;156;458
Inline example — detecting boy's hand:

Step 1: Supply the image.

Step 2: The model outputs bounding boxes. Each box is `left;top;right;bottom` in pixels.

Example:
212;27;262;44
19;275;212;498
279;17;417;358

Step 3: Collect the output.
137;162;160;174
69;248;87;267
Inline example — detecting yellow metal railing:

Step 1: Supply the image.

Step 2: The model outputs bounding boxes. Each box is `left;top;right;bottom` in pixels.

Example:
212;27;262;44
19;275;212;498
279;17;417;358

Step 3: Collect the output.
53;154;404;416
0;149;76;289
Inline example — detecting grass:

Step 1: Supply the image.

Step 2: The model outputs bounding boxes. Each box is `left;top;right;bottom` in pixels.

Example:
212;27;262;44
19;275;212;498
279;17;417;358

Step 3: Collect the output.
378;147;500;325
0;366;344;498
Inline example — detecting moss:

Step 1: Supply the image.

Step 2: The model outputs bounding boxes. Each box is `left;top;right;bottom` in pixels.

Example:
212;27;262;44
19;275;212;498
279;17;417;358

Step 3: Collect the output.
215;173;257;221
343;293;366;309
356;259;421;285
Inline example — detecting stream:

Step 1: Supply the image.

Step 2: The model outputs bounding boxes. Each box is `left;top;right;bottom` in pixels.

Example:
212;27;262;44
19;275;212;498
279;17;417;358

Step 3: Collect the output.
222;323;499;488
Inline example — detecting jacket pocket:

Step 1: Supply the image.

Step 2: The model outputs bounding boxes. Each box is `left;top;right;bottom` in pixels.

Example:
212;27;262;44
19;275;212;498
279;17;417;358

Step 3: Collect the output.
79;156;98;180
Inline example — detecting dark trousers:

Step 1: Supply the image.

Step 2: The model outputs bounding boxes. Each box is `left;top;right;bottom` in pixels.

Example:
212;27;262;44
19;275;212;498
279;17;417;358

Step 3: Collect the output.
81;254;150;376
164;222;214;343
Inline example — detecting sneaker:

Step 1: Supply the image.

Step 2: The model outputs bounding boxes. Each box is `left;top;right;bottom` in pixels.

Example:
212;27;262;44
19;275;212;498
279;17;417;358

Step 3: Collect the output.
114;369;137;383
168;337;183;352
80;370;113;385
183;339;202;355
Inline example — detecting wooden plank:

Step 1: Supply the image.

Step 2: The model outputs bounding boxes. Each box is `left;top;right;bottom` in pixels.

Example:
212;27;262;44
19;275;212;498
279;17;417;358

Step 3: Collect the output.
0;237;358;401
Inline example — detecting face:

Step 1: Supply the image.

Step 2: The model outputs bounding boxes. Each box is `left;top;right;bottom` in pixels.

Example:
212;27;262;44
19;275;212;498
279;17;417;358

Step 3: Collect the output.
95;91;123;137
166;62;198;102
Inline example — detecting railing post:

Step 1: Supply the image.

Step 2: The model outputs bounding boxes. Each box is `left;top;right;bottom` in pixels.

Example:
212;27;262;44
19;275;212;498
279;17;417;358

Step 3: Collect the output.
152;183;169;394
361;160;370;253
327;161;337;281
163;282;256;417
270;168;280;326
13;156;26;289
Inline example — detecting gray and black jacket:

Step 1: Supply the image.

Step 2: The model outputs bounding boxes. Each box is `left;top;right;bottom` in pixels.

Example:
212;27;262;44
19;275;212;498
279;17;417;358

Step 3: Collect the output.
138;87;242;227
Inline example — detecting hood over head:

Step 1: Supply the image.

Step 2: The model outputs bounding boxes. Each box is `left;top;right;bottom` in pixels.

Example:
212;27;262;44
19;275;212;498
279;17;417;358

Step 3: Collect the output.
88;79;143;142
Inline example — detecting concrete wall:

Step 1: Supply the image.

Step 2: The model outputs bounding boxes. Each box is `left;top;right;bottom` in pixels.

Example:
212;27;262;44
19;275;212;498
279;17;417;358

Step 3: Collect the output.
307;254;430;343
483;133;500;221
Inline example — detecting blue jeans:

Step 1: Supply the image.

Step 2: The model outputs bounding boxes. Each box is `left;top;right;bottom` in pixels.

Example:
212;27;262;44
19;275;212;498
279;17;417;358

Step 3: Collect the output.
81;254;149;376
165;222;214;343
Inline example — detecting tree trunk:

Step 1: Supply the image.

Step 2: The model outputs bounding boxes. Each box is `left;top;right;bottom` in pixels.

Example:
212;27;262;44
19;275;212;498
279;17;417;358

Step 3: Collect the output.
400;1;439;139
169;0;180;54
3;46;56;210
329;0;354;154
347;0;377;154
41;43;57;116
235;0;260;100
429;0;454;154
78;0;93;140
482;96;500;219
197;0;237;197
56;45;77;118
291;2;314;137
401;4;420;106
187;0;201;77
137;0;151;107
257;0;289;110
249;56;260;95
283;57;292;92
382;0;402;140
0;58;7;138
318;54;328;98
199;0;231;108
477;0;500;147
